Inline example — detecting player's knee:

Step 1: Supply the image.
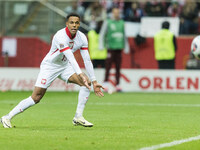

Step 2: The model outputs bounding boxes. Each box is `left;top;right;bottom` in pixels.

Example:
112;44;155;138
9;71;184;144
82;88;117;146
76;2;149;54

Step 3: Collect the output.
32;87;46;104
32;94;43;104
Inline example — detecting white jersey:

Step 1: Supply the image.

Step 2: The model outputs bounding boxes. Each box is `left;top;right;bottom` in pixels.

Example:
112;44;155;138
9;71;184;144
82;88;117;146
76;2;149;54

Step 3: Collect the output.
42;27;96;81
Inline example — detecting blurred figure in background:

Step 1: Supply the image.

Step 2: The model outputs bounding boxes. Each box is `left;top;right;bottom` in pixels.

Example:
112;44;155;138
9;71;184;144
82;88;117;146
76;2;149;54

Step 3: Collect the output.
154;21;177;69
84;2;107;29
88;21;107;68
100;0;124;19
124;1;144;22
99;7;129;92
64;0;85;19
167;1;182;17
144;0;166;16
179;0;199;35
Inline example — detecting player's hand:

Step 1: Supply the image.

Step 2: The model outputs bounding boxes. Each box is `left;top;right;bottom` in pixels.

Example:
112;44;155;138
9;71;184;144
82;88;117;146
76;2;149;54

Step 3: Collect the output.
92;81;105;97
79;73;91;90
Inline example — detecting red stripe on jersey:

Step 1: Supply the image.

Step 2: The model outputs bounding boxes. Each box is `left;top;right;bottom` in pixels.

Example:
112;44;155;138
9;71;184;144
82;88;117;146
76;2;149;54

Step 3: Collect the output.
51;49;59;55
81;47;88;50
65;27;77;40
60;47;70;53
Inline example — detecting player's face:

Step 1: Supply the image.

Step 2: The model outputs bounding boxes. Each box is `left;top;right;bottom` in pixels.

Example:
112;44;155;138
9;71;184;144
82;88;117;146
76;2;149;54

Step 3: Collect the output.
66;16;80;36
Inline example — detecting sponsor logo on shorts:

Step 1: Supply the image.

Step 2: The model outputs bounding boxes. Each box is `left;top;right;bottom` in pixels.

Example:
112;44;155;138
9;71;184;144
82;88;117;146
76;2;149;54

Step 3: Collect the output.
41;79;47;85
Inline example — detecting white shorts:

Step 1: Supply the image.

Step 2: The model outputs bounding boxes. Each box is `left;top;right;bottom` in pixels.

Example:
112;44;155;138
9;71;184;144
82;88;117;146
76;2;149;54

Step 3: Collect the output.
35;62;75;88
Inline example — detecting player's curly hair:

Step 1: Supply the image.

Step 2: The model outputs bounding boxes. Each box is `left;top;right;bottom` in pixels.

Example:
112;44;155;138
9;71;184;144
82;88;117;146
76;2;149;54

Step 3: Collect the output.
65;13;80;22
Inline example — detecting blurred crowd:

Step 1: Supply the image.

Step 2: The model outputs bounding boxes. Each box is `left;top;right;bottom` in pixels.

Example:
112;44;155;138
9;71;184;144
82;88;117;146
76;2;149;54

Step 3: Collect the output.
64;0;200;35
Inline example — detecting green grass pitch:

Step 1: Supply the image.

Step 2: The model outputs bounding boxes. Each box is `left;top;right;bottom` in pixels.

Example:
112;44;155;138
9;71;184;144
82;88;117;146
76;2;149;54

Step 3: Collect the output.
1;91;200;150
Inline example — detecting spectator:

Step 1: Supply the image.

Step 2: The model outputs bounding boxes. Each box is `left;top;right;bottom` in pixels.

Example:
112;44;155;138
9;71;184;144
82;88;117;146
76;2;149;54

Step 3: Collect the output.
113;0;124;8
104;0;124;12
167;1;182;17
154;21;177;69
101;0;125;19
179;0;199;35
124;2;144;22
84;2;107;30
111;0;124;13
99;7;129;92
177;0;186;7
144;0;166;16
64;1;85;19
100;0;113;12
88;21;107;68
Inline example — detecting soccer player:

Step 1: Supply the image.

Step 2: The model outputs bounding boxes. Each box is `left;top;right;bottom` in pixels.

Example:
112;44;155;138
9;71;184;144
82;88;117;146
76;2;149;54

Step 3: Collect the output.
1;13;104;128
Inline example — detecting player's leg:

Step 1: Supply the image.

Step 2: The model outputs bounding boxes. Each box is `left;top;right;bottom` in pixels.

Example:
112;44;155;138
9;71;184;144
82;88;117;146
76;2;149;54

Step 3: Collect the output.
114;50;122;92
1;64;62;128
69;73;91;115
158;60;165;69
1;87;46;128
166;59;175;69
60;66;93;127
68;73;93;127
100;59;106;68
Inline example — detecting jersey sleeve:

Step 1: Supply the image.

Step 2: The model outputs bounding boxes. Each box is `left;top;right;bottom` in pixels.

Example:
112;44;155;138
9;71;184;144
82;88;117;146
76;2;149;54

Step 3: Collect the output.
80;33;88;49
53;34;69;50
63;50;82;75
80;34;96;81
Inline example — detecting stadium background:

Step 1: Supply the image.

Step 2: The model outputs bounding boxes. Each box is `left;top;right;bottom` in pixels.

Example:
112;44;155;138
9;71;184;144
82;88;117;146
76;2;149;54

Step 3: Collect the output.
2;1;200;150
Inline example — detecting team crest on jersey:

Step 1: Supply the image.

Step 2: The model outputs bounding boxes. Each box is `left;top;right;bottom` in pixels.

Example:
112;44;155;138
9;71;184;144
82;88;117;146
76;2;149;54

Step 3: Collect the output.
41;79;47;85
60;44;64;48
69;42;74;49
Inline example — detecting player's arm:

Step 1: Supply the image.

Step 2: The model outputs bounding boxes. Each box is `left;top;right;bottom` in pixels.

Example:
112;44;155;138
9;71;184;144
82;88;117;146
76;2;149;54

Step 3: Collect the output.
62;48;81;74
62;49;91;90
80;47;96;81
80;47;104;97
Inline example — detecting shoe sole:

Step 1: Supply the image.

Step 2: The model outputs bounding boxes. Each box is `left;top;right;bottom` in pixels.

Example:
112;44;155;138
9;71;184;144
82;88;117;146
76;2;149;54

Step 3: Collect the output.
72;120;93;127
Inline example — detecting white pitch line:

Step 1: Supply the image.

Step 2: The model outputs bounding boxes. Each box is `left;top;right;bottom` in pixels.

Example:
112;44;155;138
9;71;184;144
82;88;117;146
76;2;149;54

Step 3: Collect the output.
139;135;200;150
